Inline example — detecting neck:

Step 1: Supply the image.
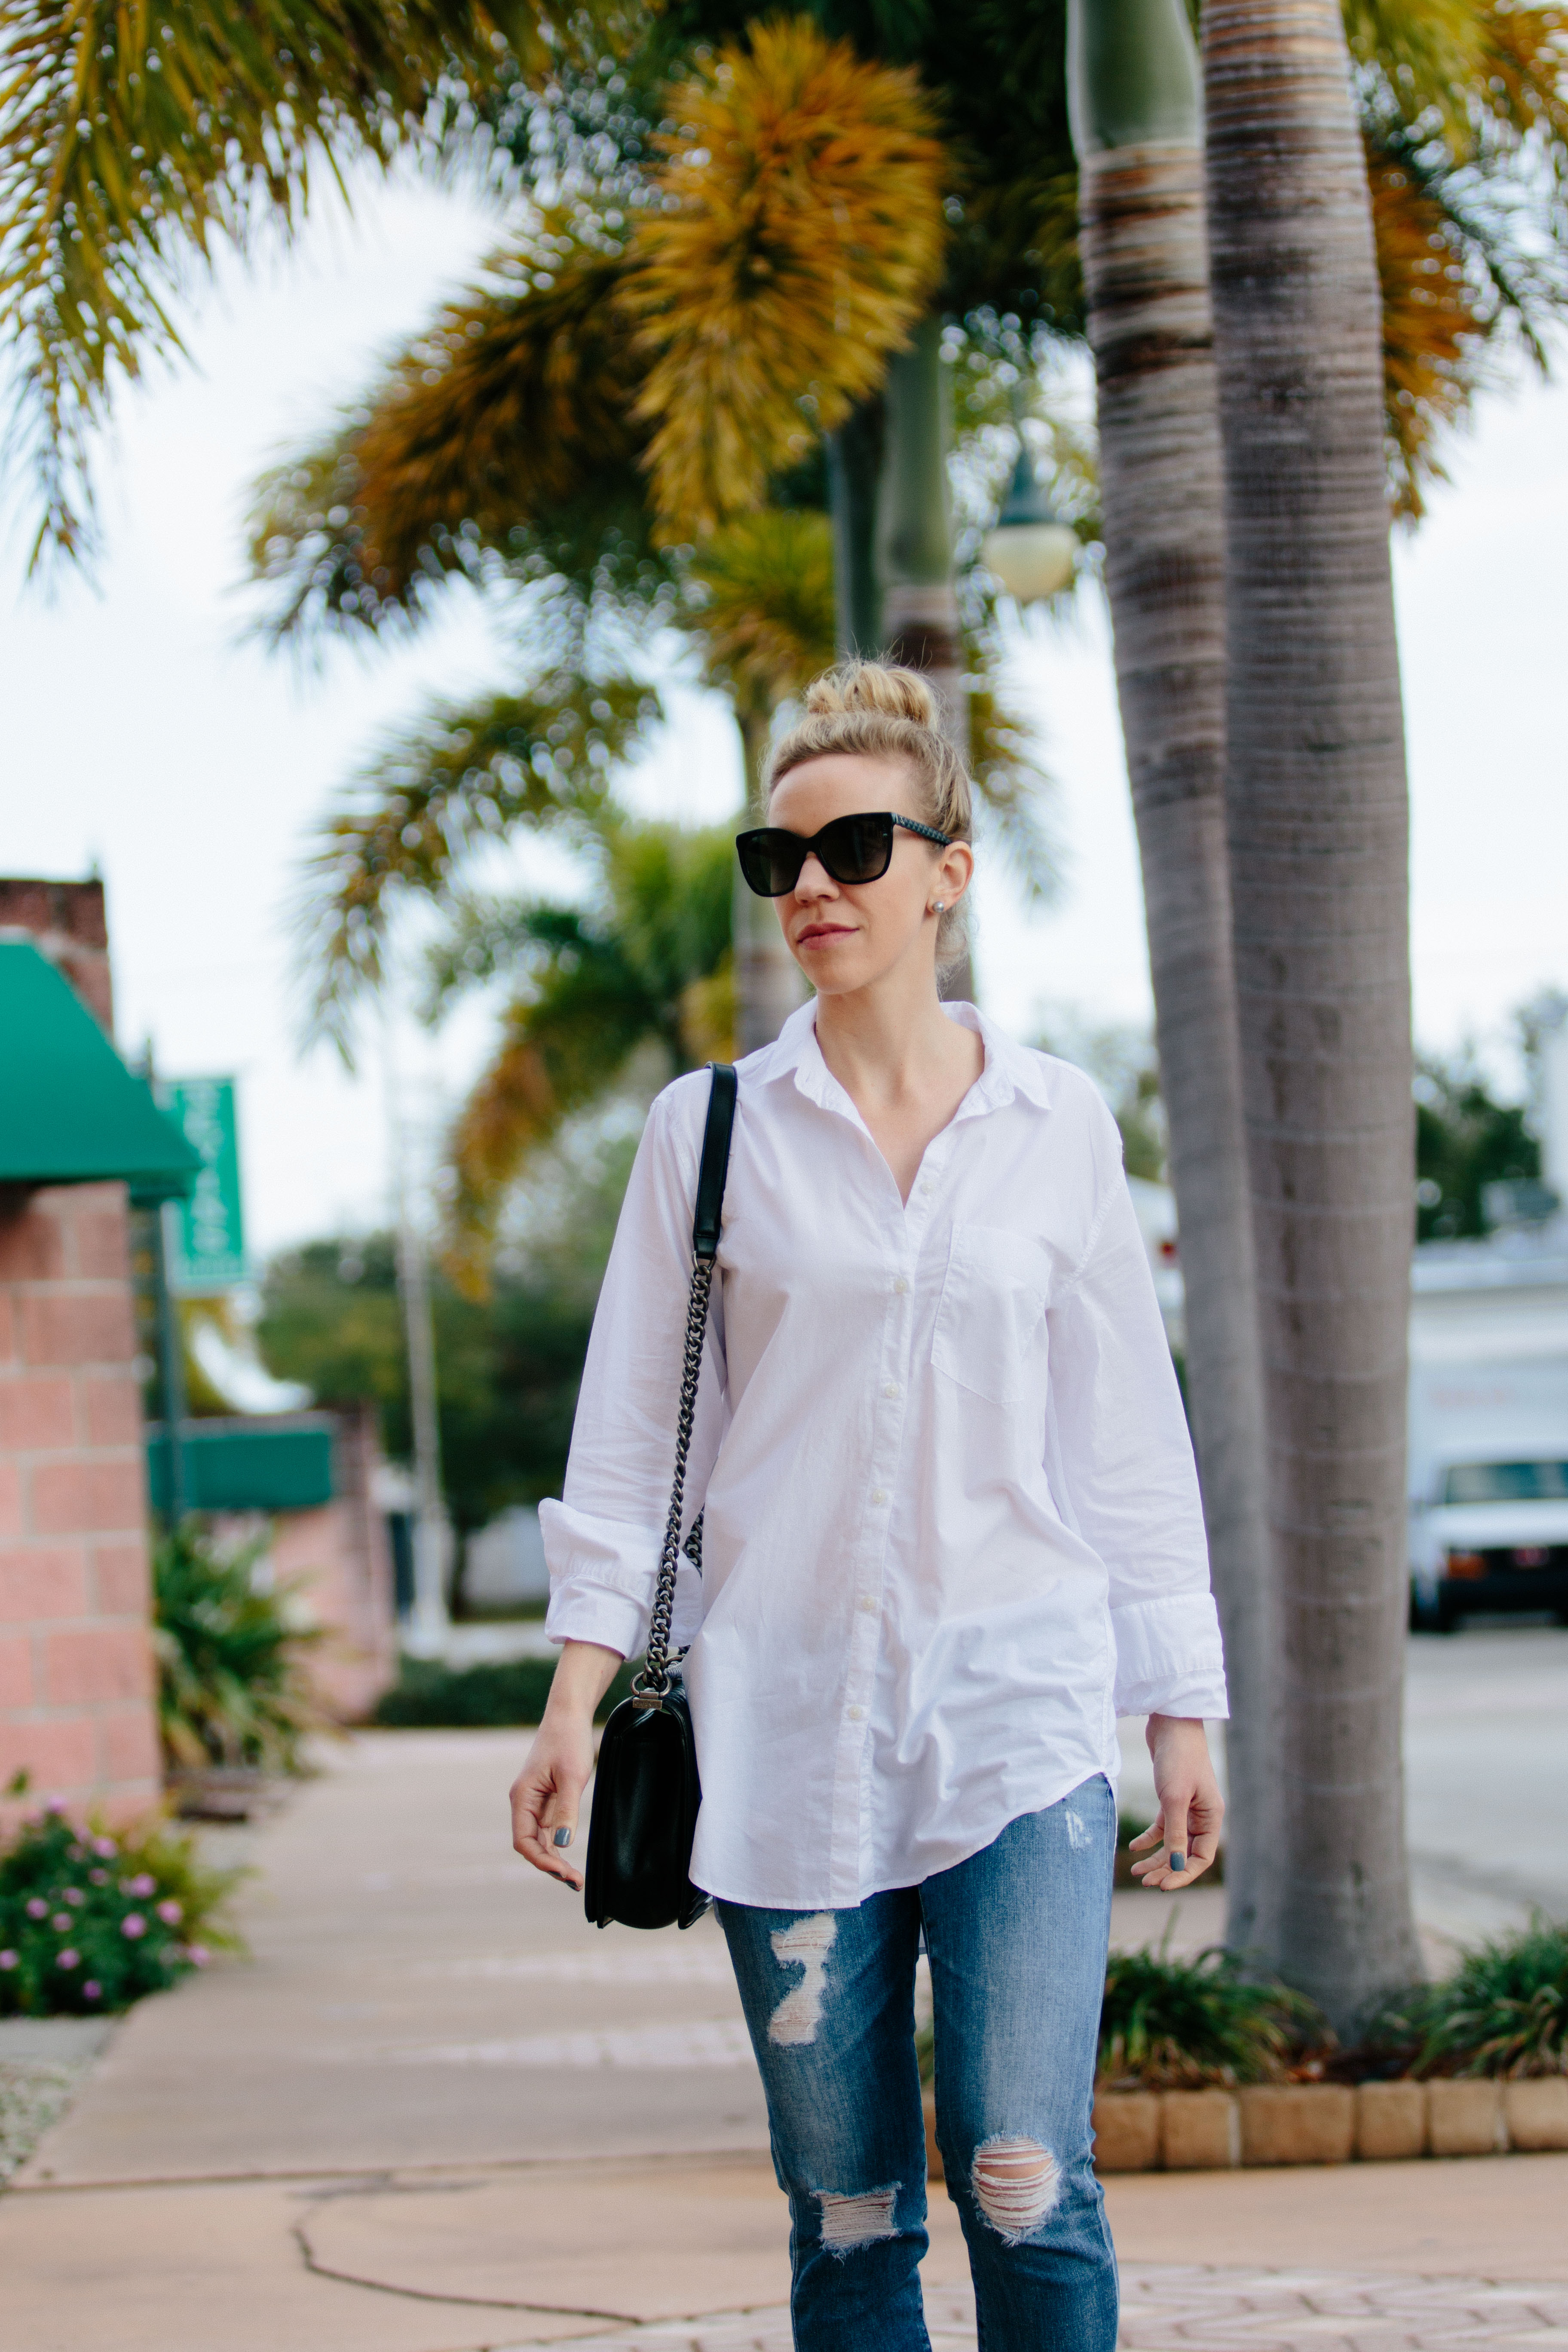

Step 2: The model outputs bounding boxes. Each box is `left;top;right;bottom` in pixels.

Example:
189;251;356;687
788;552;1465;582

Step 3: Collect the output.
812;965;969;1105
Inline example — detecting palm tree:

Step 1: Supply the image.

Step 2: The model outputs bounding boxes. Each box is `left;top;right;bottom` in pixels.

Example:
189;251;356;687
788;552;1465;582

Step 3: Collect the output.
1202;0;1424;2036
1066;0;1278;1957
1068;0;1568;1985
0;0;548;568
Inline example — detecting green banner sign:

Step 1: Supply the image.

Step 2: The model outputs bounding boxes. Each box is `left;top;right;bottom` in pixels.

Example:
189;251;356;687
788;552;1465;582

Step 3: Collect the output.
158;1078;247;1292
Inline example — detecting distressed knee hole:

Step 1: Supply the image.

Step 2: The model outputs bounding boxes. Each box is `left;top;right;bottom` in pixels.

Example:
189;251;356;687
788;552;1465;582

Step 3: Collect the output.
815;2184;898;2254
768;1913;837;2047
1065;1804;1092;1851
971;2136;1060;2242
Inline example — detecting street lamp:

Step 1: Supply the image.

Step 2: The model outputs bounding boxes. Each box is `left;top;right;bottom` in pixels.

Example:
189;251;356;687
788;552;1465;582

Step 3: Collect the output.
982;443;1079;605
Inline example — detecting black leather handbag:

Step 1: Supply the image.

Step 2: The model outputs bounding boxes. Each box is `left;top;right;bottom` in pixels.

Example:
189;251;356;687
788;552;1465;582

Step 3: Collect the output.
583;1063;737;1932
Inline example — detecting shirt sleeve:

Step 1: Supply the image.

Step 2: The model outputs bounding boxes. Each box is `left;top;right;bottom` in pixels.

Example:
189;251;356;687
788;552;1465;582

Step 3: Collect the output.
538;1075;726;1660
1043;1097;1229;1721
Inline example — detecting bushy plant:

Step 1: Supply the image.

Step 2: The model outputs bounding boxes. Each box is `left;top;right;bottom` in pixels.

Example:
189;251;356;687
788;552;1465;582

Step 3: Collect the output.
1099;1942;1328;2089
0;1801;242;2017
373;1654;637;1728
154;1525;326;1774
1370;1918;1568;2080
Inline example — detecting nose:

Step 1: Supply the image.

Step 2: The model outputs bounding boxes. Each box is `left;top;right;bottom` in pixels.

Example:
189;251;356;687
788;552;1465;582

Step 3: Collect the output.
793;852;838;899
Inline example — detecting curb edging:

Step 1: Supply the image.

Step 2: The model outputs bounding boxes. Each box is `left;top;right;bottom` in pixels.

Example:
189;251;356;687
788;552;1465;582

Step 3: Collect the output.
922;2078;1568;2179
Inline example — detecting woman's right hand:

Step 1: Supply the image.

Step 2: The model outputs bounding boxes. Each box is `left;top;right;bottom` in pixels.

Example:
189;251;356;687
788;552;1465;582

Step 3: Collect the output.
509;1639;624;1889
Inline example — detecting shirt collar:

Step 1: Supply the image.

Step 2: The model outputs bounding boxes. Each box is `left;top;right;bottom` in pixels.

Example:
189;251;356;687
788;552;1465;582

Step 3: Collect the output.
749;998;1054;1118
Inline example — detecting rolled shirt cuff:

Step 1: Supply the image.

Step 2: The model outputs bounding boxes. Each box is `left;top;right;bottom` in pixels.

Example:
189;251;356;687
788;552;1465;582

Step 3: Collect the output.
539;1498;703;1661
1111;1589;1229;1720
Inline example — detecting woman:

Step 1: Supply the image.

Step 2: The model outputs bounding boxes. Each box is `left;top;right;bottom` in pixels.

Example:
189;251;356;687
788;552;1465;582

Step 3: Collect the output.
511;663;1226;2350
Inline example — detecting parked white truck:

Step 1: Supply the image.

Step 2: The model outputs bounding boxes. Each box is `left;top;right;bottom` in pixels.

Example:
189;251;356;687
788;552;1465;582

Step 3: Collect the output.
1408;1231;1568;1630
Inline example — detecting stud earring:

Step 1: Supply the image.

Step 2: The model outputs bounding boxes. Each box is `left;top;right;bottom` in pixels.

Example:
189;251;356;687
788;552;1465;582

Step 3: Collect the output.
932;900;946;913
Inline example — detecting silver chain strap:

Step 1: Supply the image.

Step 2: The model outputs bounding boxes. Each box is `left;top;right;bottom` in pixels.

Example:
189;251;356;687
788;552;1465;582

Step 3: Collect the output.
632;1252;715;1705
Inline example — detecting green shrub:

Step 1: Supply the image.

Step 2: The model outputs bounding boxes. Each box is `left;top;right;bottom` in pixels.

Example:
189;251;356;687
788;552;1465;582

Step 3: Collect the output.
373;1654;639;1728
1099;1942;1327;2088
1371;1917;1568;2080
154;1525;326;1774
0;1802;243;2017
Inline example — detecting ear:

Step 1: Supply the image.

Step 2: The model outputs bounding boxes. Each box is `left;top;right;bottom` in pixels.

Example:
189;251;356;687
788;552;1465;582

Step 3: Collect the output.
934;838;974;909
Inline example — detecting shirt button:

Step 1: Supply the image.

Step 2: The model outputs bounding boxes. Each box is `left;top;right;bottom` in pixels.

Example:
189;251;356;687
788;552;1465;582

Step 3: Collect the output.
858;1596;877;1614
882;1381;900;1399
870;1488;888;1506
893;1277;910;1295
846;1705;866;1721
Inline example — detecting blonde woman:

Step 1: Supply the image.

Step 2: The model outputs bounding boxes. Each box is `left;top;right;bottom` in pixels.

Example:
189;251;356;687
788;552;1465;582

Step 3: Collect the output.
511;664;1227;2350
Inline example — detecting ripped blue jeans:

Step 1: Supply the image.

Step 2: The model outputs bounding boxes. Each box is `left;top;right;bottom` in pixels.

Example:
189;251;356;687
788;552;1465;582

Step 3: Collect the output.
716;1779;1118;2352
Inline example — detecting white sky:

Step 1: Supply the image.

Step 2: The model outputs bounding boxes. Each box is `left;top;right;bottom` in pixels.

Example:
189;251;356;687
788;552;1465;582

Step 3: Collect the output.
5;169;1565;1259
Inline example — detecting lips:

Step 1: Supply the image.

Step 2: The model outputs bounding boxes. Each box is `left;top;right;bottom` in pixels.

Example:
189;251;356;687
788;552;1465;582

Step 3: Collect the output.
796;923;857;946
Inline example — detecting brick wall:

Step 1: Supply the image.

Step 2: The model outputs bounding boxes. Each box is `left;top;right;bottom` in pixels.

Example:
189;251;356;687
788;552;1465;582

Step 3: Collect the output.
0;1180;160;1828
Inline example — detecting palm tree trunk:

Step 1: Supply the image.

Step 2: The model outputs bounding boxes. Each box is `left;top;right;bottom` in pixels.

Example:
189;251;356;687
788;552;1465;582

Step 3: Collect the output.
1069;0;1278;1954
876;313;966;740
1203;0;1420;2032
875;312;974;1000
827;398;885;659
733;705;806;1053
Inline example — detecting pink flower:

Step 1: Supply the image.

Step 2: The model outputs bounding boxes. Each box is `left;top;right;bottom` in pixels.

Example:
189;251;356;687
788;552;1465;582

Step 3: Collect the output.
120;1873;156;1899
51;1913;72;1932
64;1887;85;1906
187;1944;211;1967
0;1951;18;1970
67;1842;85;1862
56;1948;80;1969
120;1913;147;1939
25;1897;48;1919
89;1869;109;1886
93;1837;118;1859
83;1981;102;2000
46;1796;67;1814
156;1899;183;1926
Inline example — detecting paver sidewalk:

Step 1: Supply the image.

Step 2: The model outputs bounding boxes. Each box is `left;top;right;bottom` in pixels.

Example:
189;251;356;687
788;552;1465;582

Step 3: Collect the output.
3;1722;1567;2352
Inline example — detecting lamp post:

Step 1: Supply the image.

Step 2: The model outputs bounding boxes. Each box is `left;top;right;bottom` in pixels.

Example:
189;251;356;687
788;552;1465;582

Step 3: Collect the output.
382;1011;450;1659
981;439;1079;606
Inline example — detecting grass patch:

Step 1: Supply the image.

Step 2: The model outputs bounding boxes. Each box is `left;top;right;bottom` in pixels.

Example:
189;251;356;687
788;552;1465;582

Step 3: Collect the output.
1366;1917;1568;2080
372;1655;638;1728
1099;1941;1327;2088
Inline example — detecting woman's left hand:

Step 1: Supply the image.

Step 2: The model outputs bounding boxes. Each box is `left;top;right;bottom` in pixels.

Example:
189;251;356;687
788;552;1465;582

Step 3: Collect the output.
1129;1715;1224;1890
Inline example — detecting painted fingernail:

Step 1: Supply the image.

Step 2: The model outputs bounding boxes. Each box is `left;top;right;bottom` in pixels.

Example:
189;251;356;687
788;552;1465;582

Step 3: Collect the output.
552;1827;573;1849
1170;1853;1186;1872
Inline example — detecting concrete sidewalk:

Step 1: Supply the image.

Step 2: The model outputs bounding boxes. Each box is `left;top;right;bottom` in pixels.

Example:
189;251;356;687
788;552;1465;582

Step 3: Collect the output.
3;1721;1566;2352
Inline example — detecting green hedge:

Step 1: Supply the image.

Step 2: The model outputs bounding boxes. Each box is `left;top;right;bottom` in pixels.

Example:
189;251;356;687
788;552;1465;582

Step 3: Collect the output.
372;1654;638;1728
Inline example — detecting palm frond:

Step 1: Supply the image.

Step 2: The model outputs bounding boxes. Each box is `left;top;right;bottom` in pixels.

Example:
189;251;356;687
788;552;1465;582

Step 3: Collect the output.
447;923;658;1262
295;669;660;1055
247;228;666;640
440;818;734;1270
1367;134;1495;521
1347;5;1568;511
0;0;545;570
622;17;949;539
685;506;838;716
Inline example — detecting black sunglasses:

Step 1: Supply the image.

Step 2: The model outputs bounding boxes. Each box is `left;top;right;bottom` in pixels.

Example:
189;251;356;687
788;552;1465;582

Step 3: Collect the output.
735;811;952;899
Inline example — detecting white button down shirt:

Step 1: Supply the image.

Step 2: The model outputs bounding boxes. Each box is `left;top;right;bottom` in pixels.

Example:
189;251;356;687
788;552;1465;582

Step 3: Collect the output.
542;1001;1227;1911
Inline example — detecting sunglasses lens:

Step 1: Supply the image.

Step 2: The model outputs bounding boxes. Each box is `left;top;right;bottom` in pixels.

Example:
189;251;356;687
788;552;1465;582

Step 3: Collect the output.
819;814;894;884
736;830;802;897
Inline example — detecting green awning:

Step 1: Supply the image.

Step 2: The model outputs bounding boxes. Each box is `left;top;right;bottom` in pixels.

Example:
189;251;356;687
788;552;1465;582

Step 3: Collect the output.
0;942;202;1201
145;1419;337;1514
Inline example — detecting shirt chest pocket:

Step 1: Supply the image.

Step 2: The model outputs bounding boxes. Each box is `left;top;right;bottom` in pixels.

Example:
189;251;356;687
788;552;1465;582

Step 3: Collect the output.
931;1223;1053;1405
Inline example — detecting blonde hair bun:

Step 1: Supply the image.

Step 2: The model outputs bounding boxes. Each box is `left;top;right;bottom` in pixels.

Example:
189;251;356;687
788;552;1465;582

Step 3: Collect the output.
803;661;940;730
